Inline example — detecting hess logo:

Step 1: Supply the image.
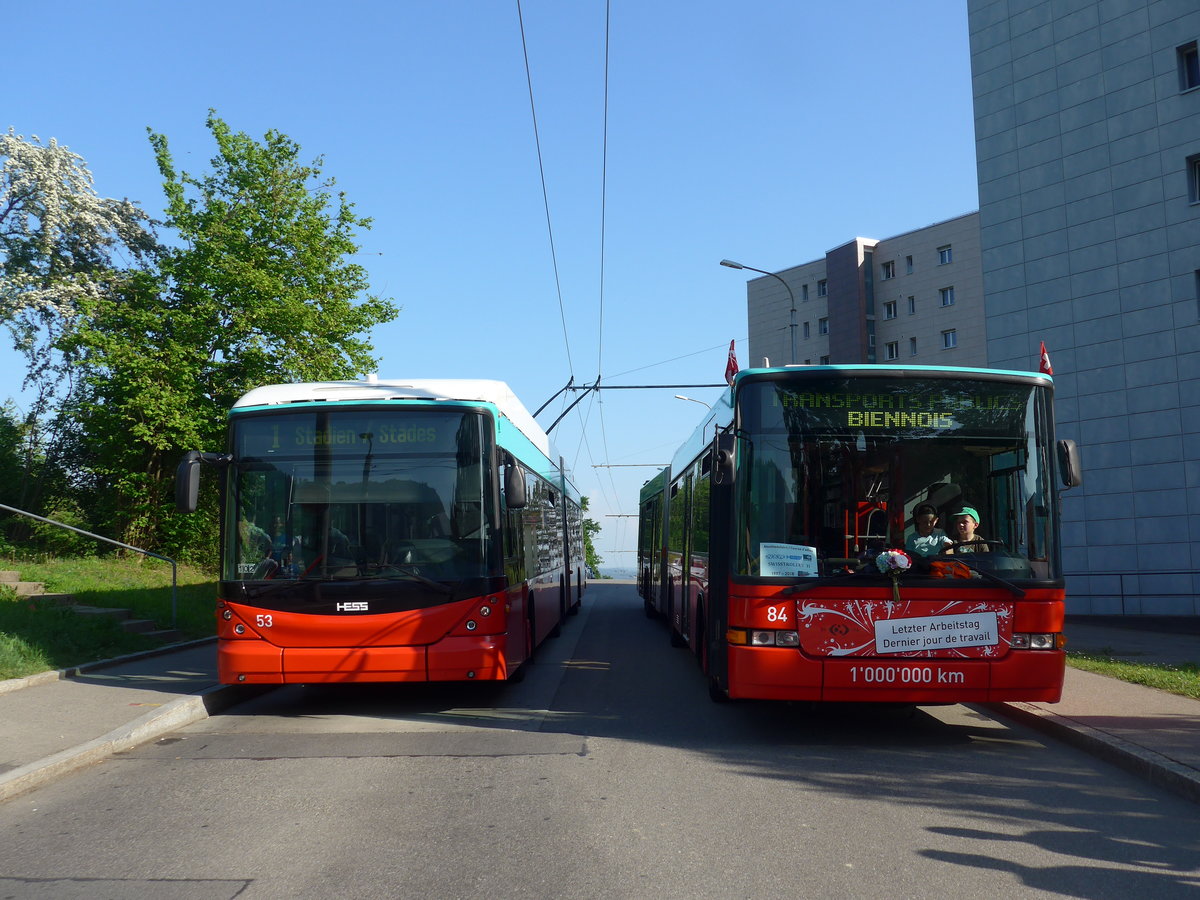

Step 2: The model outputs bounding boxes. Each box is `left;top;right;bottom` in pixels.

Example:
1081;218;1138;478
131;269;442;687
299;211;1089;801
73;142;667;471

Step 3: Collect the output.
336;601;369;612
829;623;850;637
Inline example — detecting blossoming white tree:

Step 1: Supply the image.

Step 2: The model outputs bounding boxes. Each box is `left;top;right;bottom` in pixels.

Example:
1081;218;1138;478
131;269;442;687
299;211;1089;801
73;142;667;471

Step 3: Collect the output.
0;128;155;411
0;129;157;524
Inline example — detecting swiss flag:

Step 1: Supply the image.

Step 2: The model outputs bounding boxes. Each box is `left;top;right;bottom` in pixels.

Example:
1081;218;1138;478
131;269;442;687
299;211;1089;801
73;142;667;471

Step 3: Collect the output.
725;340;739;385
1039;341;1053;375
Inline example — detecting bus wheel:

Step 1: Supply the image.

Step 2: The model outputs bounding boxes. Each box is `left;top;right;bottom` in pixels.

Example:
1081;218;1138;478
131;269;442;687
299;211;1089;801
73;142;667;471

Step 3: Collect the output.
708;674;729;703
670;623;687;648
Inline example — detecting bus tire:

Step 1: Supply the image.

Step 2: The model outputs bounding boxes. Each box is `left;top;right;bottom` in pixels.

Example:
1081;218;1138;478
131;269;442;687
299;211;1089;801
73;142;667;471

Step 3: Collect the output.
708;675;730;703
670;622;687;648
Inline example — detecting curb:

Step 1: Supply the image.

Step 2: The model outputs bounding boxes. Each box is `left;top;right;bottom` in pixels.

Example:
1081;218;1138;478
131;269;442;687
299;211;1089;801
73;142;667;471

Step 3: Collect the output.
0;637;216;697
0;682;247;804
982;701;1200;806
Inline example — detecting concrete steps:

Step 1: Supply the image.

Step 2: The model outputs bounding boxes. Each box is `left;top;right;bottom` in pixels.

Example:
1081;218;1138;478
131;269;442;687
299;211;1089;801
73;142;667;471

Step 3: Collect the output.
0;571;183;643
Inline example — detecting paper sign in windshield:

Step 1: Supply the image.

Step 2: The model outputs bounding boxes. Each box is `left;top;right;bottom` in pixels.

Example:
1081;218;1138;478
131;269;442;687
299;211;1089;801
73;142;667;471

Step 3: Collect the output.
760;543;818;577
874;612;999;653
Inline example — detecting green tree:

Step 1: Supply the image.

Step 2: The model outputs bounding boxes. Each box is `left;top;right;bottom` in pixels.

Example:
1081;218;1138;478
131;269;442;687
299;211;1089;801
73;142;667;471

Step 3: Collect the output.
581;496;603;575
0;129;155;542
62;114;398;560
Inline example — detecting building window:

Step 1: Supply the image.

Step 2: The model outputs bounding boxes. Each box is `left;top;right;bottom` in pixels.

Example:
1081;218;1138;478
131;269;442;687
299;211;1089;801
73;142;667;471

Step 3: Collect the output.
906;255;913;274
802;283;809;301
940;286;956;307
817;279;827;297
884;300;897;320
803;321;810;339
938;245;953;265
942;329;957;349
907;295;916;315
1190;154;1200;204
818;317;829;335
885;341;899;360
909;337;918;356
881;260;895;280
1180;41;1200;91
820;355;831;365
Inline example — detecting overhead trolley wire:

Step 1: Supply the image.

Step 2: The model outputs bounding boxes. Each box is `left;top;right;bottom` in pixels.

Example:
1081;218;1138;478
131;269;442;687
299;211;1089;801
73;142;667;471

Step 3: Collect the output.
516;0;574;379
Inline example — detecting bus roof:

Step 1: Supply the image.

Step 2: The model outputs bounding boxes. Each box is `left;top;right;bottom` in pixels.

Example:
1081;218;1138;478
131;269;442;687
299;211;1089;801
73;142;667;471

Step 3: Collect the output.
733;363;1053;385
661;363;1055;481
232;378;552;457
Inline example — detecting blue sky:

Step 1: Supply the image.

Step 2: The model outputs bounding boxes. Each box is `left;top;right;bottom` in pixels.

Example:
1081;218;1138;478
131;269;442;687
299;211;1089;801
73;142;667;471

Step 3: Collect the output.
5;0;980;571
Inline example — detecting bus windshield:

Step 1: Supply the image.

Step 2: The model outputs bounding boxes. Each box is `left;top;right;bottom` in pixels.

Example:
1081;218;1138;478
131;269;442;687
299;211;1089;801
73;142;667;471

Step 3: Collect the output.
735;375;1059;581
226;408;497;583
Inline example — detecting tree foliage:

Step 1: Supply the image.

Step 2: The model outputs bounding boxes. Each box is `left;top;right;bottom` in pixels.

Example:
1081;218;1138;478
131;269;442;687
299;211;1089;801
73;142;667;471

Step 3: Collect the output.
0;116;398;563
0;129;156;537
580;495;603;574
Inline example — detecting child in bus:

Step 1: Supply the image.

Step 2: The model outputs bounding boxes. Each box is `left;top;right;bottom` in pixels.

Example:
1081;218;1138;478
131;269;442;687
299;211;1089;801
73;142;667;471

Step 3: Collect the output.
944;506;990;553
905;503;952;558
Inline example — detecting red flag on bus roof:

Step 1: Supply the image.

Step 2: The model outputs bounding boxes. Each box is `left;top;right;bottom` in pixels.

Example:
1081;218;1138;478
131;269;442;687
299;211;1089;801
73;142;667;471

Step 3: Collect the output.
725;340;739;385
1039;341;1053;375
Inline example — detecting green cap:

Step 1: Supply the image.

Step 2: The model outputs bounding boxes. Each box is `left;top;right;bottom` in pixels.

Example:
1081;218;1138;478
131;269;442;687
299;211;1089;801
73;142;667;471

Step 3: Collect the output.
953;506;979;524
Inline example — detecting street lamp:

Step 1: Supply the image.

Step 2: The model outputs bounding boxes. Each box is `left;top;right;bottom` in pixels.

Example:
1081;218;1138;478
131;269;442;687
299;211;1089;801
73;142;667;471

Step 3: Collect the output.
674;394;711;408
721;259;797;365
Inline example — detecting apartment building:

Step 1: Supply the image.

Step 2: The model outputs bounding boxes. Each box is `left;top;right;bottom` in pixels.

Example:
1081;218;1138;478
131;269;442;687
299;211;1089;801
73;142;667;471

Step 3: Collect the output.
745;213;986;371
969;0;1200;614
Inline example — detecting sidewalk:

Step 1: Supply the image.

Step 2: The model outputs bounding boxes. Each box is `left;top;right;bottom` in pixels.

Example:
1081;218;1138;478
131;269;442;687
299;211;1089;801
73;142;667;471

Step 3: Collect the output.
0;639;241;803
981;617;1200;804
1;620;1198;804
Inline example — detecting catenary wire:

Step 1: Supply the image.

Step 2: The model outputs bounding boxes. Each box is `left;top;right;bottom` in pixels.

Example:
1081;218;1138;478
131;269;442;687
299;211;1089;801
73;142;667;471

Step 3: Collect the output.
516;0;574;378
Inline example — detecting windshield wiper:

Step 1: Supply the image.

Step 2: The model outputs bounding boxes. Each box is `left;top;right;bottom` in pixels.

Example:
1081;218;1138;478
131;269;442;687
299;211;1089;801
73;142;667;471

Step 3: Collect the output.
362;565;456;596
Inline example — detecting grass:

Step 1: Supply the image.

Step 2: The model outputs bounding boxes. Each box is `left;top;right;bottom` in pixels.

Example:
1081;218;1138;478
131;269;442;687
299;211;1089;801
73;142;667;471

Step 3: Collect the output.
1066;651;1200;701
0;555;217;680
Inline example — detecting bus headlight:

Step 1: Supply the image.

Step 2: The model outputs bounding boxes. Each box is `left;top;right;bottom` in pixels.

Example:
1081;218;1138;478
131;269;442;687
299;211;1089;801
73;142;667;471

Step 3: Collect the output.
745;630;800;647
1011;632;1061;650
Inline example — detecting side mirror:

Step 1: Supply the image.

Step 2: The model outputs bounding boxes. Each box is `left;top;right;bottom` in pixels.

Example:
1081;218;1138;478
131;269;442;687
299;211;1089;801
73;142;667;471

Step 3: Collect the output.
504;455;527;509
176;451;202;513
1057;439;1082;488
175;451;231;513
713;433;735;486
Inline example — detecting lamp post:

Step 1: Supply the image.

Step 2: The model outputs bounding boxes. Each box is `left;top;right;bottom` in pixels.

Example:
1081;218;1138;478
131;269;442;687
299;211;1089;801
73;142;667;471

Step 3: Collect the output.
674;394;711;408
721;259;797;365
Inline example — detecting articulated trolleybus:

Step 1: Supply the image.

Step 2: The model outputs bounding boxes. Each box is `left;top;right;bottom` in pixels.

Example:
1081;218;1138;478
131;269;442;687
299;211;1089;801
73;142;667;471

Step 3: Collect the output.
177;379;585;685
638;365;1082;704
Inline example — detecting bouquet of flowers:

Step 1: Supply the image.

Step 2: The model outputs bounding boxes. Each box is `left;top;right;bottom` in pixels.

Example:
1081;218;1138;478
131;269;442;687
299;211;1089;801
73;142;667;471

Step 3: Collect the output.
875;548;912;574
875;549;912;601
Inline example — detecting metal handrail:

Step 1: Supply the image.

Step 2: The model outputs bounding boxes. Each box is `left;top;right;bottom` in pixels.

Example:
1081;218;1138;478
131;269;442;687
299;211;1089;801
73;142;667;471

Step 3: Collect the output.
0;503;178;626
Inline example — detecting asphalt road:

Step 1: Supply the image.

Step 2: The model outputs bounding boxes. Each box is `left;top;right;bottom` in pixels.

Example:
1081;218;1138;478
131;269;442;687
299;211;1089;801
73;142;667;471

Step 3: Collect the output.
2;582;1199;899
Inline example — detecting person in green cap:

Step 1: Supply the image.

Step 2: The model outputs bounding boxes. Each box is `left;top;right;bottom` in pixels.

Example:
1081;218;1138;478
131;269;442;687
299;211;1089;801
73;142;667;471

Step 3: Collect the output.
945;506;989;553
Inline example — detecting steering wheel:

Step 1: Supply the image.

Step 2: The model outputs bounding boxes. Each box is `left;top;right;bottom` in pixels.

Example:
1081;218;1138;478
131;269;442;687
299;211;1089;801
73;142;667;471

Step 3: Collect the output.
944;539;1005;553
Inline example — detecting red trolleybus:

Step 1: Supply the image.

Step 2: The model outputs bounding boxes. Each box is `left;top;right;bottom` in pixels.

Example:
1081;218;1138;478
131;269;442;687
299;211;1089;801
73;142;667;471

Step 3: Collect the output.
177;379;585;685
638;365;1082;704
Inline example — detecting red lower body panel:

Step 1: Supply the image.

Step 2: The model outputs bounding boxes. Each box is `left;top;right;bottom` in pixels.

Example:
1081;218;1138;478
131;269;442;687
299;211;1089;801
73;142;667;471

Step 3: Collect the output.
726;646;1065;703
218;634;512;684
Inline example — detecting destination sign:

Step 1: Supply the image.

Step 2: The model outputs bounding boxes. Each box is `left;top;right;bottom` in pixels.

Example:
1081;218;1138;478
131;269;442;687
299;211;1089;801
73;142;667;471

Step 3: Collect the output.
234;410;477;458
740;378;1035;437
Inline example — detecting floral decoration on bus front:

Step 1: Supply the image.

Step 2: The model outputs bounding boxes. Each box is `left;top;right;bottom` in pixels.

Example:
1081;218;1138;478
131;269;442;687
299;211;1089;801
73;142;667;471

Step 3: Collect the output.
796;599;1012;659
